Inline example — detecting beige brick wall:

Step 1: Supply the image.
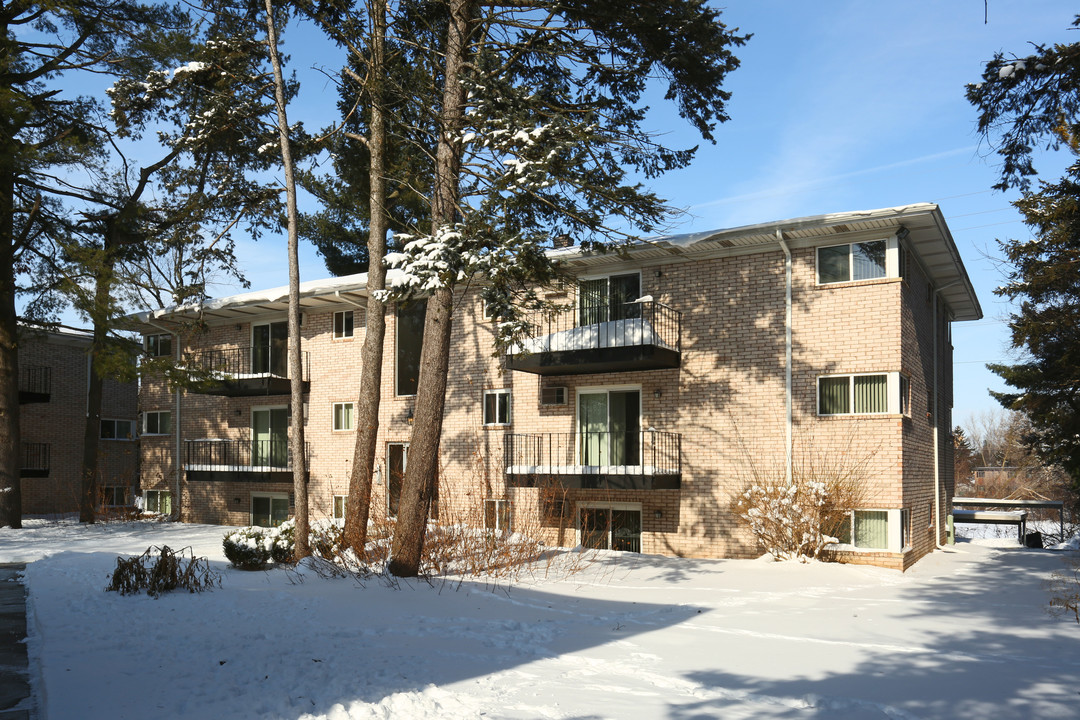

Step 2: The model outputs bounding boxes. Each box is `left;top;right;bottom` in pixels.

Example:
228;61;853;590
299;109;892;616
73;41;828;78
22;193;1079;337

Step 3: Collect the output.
140;232;961;570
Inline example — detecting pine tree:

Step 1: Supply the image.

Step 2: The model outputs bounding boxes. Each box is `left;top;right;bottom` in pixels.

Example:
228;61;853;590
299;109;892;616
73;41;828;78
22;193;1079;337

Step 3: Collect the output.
966;14;1080;495
0;0;193;527
382;0;749;576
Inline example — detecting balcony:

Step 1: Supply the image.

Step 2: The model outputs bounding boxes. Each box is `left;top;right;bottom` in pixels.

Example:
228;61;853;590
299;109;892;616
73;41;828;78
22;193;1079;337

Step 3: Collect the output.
20;443;50;478
504;431;681;490
185;347;310;396
19;365;51;404
505;299;681;376
184;439;309;483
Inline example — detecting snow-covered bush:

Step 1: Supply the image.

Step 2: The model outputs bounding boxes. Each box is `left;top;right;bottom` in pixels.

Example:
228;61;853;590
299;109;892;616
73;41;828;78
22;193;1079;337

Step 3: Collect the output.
223;520;345;569
223;527;274;570
730;427;871;562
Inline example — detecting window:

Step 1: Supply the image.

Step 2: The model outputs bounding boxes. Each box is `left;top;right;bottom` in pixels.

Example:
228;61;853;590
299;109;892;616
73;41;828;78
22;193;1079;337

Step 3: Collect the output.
819;373;911;415
579;272;641;325
252;321;288;376
483;390;511;426
396;301;426;396
484;499;512;533
100;419;135;440
252;493;290;528
102;486;129;507
144;490;172;515
817;240;886;284
142;411;171;435
333;495;346;522
578;503;642;553
540;386;568;406
144;333;172;357
333;402;354;431
835;509;907;551
333;310;354;339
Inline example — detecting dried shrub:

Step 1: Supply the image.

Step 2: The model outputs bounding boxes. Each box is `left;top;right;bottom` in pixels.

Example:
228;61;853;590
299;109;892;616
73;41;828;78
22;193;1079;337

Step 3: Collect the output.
106;545;220;597
731;424;871;561
1047;554;1080;624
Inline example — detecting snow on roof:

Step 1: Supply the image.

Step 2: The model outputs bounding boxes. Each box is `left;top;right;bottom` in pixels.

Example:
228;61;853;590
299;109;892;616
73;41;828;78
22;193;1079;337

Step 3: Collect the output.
130;203;980;326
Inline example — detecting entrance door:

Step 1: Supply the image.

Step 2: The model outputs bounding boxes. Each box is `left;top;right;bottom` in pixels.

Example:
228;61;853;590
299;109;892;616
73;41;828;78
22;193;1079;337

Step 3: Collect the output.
578;273;641;326
387;443;408;516
578;389;640;467
252;321;288;376
578;505;642;553
252;408;288;467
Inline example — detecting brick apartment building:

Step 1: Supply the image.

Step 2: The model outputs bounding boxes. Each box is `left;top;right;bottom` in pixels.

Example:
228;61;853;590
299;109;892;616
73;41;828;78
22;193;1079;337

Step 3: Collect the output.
131;203;981;569
18;328;139;516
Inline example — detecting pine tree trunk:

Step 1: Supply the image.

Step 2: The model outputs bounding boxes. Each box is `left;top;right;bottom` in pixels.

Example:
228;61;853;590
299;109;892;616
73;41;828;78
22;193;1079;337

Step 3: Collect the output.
343;0;389;555
264;0;309;559
79;260;113;523
388;0;472;577
0;166;21;529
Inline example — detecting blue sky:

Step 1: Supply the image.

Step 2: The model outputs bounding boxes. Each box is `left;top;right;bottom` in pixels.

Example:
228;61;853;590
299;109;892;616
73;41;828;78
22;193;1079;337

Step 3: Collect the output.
158;2;1080;426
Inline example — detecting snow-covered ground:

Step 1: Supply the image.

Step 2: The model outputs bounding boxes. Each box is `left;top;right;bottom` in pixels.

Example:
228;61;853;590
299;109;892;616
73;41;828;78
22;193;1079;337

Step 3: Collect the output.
3;519;1078;720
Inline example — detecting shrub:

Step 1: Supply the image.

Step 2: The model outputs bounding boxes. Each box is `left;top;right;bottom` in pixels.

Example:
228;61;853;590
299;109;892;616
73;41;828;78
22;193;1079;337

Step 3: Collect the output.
1047;553;1080;624
106;545;220;597
730;425;871;562
223;527;274;570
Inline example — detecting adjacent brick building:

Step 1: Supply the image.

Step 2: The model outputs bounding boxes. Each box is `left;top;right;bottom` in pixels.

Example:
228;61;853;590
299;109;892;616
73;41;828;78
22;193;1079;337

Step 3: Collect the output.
18;328;139;516
131;204;981;569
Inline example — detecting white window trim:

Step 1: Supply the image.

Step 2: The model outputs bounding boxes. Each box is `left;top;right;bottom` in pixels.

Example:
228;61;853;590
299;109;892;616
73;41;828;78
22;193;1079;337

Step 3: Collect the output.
251;492;290;527
816;237;899;285
576;270;644;308
817;372;905;416
831;508;906;553
333;310;354;340
484;498;513;533
332;401;355;432
143;489;172;514
483;389;511;426
575;501;642;550
332;495;347;524
142;410;171;436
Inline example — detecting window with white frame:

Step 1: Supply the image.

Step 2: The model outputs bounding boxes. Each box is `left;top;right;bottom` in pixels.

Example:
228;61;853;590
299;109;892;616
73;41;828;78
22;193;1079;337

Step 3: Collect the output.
100;418;135;440
252;493;289;528
142;411;171;435
102;486;129;507
333;402;354;431
834;508;907;551
333;310;354;339
144;333;172;357
817;240;887;284
333;495;346;522
144;490;172;515
818;372;908;416
483;389;511;426
484;499;512;533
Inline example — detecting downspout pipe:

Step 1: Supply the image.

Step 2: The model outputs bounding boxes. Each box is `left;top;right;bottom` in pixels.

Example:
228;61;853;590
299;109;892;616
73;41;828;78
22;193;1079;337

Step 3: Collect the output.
145;319;181;521
776;230;793;485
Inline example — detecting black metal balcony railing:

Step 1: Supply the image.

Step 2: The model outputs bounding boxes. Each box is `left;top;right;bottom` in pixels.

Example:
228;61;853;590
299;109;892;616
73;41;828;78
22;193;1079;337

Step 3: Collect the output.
19;365;51;403
184;439;308;472
187;346;310;380
185;346;310;396
505;431;681;490
517;300;681;353
20;442;50;477
506;300;681;375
